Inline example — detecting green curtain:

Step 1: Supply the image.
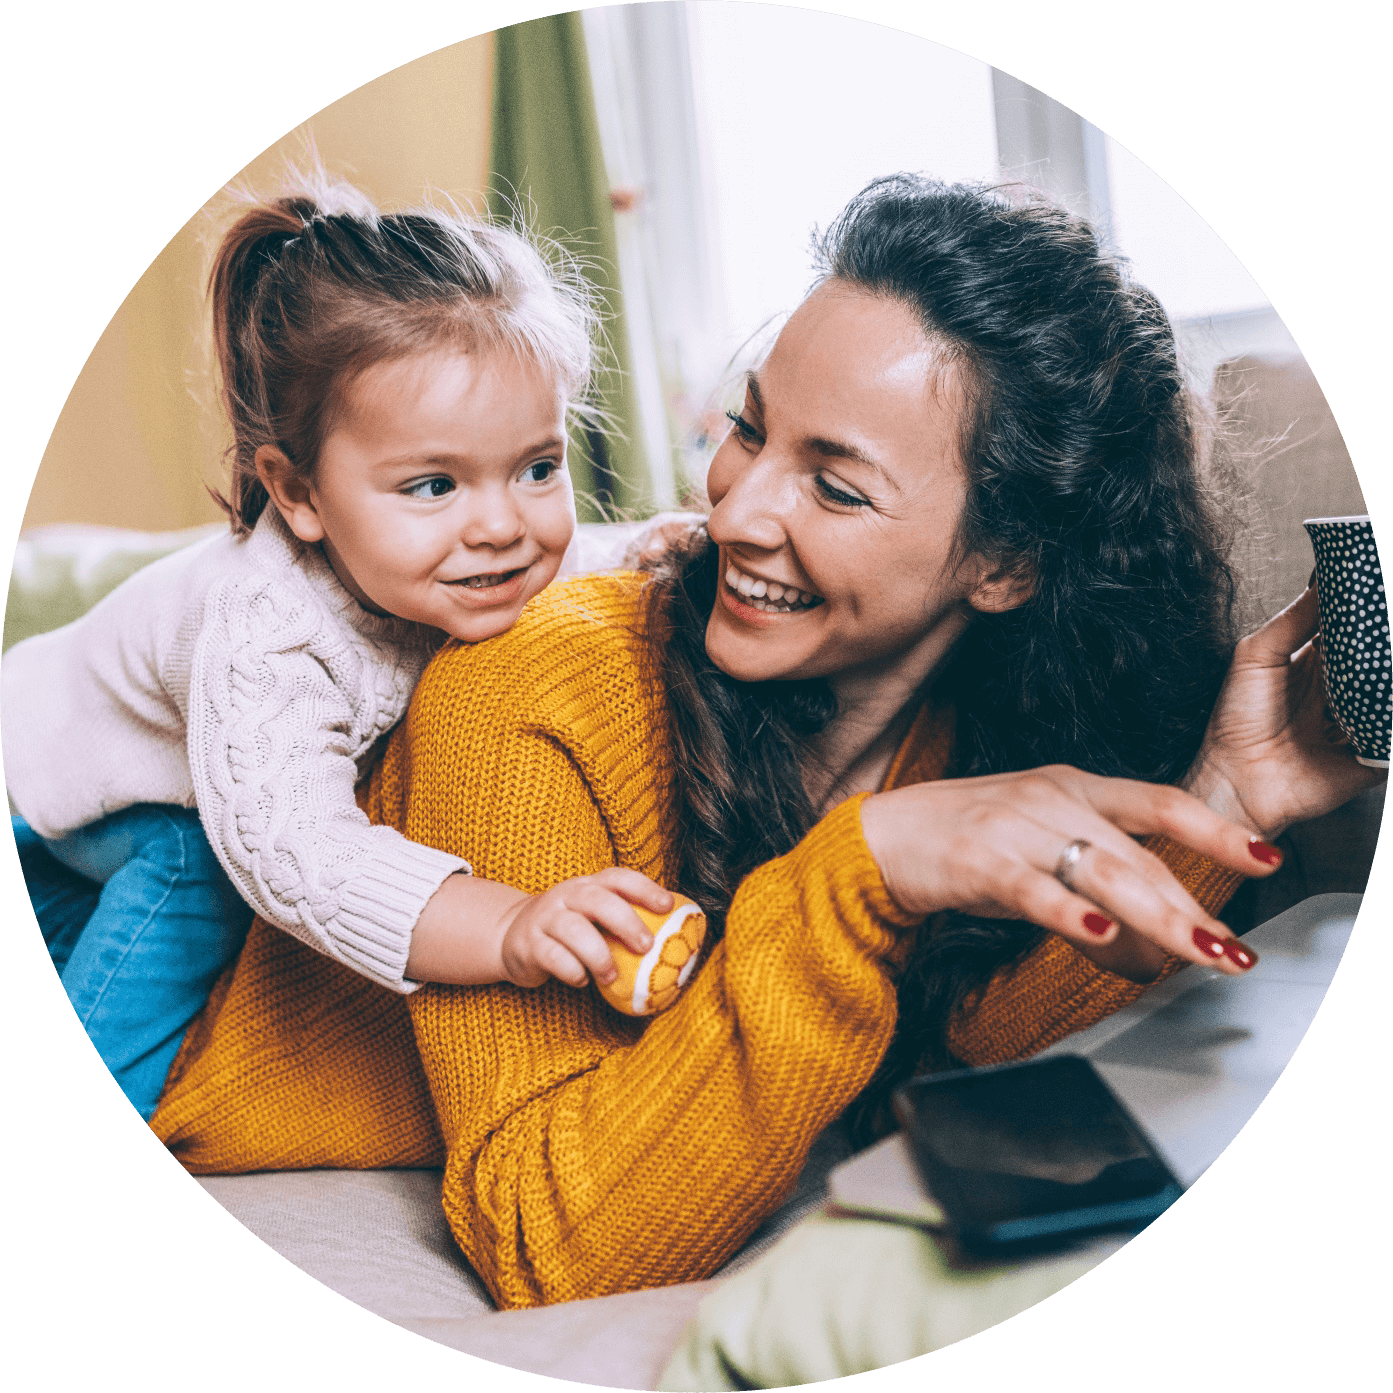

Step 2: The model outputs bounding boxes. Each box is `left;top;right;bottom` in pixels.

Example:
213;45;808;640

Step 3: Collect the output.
489;12;651;521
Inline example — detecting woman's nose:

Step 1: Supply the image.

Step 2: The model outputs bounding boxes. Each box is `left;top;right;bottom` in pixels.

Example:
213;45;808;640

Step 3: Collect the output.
705;444;792;554
459;487;526;549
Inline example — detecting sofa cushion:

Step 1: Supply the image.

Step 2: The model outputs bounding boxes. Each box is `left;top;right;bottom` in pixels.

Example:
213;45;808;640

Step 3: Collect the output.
197;1168;492;1320
197;1144;848;1389
4;522;223;652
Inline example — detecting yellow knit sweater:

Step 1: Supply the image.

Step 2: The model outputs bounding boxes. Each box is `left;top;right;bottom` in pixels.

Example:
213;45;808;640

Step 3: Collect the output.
152;573;1243;1307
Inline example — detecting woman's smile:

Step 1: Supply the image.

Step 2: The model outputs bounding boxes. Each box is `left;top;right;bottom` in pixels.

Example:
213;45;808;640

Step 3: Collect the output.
721;558;824;614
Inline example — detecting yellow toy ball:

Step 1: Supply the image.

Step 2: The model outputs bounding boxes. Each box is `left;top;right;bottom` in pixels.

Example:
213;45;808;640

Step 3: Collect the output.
598;894;708;1017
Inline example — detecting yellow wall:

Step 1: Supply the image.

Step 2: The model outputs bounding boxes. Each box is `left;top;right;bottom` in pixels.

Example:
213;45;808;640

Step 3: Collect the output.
24;34;494;532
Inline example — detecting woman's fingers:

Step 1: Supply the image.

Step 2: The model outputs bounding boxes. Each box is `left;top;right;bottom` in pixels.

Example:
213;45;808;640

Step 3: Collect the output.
1044;839;1256;975
1061;773;1284;879
862;772;1268;979
1002;862;1118;947
980;808;1256;975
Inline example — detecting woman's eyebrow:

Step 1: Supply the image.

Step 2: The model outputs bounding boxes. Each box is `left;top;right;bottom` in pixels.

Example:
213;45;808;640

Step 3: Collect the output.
748;371;893;485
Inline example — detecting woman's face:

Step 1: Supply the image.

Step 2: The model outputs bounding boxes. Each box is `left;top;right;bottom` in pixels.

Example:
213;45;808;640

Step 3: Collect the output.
704;281;1008;694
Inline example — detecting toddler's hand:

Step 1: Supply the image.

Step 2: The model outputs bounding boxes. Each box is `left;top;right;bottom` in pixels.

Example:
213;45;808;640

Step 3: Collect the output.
623;511;706;570
498;868;674;989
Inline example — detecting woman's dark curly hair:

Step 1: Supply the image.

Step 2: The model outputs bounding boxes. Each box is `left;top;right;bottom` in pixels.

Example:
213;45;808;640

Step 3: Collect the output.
645;176;1237;1137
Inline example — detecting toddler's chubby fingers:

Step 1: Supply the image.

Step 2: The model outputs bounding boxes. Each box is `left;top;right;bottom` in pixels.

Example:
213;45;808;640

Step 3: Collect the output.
543;912;621;986
564;881;657;957
589;867;674;915
528;934;594;990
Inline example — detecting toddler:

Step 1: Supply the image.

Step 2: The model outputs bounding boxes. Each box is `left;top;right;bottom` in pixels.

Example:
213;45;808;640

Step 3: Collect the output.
5;179;683;1119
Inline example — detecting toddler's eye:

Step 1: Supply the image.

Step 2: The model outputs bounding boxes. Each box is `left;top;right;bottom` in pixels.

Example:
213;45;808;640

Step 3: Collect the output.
522;460;559;484
404;476;455;500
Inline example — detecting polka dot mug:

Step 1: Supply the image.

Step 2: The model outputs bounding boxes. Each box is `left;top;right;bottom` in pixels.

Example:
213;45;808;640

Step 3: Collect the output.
1303;515;1390;768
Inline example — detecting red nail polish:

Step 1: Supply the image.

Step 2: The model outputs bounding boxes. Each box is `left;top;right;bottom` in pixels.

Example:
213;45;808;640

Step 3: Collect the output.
1223;939;1258;970
1248;837;1283;867
1192;927;1228;959
1082;913;1112;936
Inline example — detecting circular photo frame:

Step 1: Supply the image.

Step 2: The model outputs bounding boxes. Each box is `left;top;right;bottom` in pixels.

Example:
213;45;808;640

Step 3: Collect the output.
6;3;1387;1388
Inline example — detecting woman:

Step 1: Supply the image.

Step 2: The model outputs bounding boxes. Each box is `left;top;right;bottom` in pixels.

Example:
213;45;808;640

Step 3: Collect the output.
151;177;1379;1308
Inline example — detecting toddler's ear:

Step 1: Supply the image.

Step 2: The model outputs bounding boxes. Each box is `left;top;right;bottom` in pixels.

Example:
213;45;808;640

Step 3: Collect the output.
254;446;325;543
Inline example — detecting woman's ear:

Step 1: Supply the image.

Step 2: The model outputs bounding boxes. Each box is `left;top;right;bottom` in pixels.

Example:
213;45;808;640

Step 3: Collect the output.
967;561;1035;615
254;446;325;543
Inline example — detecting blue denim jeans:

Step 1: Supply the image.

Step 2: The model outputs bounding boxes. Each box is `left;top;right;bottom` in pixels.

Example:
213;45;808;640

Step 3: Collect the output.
14;806;253;1119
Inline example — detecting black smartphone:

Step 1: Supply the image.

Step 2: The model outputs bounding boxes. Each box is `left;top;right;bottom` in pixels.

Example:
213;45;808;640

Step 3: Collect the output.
892;1055;1183;1257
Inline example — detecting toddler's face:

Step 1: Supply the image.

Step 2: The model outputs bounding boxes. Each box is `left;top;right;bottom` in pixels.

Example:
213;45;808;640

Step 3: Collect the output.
286;346;576;643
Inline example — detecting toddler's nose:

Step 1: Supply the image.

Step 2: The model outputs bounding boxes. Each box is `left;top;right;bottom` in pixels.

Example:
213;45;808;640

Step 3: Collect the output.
461;490;526;549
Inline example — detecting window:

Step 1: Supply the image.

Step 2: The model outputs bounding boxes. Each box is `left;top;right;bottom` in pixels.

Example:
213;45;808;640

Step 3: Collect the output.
586;2;1286;488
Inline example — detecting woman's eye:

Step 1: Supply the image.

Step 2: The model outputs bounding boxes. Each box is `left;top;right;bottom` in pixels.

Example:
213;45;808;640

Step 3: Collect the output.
522;460;559;484
814;474;871;508
404;476;455;500
724;409;763;449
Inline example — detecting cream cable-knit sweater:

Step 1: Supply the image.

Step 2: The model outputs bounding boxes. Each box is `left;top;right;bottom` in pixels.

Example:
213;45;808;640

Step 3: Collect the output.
2;507;657;992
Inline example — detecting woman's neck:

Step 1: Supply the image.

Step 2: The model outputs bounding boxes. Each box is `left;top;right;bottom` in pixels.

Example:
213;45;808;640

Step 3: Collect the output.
803;700;920;813
803;607;972;813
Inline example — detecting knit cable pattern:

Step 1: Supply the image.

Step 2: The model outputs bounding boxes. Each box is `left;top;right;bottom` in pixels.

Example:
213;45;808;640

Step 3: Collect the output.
185;520;466;991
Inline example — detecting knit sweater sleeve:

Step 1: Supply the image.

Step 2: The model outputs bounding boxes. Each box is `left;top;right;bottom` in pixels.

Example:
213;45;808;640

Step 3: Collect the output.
185;572;466;991
386;592;920;1307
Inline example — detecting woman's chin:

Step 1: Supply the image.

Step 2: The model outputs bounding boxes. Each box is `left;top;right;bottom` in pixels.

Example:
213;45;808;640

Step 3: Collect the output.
704;610;819;685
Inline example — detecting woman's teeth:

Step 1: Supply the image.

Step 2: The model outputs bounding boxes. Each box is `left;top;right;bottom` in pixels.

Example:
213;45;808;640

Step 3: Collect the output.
725;565;821;612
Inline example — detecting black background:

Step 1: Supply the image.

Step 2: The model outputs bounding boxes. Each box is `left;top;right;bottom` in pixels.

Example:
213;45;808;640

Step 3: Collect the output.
16;10;1376;1376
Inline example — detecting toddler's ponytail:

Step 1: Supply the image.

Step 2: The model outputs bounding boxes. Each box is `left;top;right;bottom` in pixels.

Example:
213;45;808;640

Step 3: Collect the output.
205;178;596;535
208;198;320;532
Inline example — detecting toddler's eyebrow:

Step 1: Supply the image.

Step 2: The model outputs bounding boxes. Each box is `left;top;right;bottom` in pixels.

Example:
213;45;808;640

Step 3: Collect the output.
375;435;567;471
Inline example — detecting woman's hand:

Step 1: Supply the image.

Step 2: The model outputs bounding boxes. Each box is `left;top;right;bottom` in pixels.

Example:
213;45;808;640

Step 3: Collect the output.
1184;586;1385;840
859;767;1284;983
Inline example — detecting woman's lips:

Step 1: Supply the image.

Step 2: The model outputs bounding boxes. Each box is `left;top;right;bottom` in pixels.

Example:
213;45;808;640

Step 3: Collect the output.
723;562;823;614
